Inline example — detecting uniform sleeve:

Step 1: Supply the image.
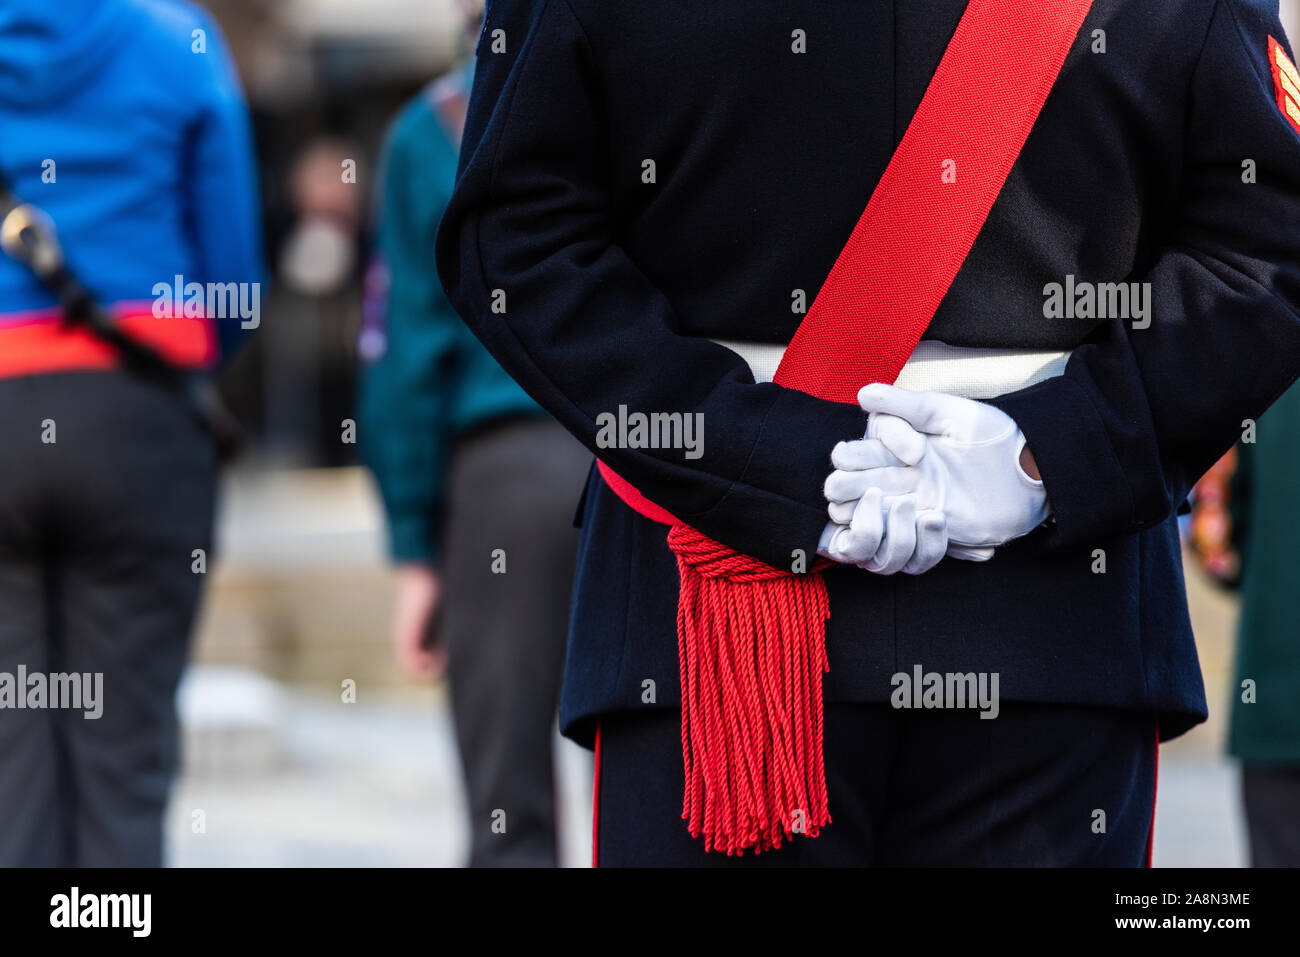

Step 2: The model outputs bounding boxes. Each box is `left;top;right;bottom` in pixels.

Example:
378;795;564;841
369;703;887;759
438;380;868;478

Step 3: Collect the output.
359;108;463;564
184;10;265;365
435;0;868;569
988;0;1300;549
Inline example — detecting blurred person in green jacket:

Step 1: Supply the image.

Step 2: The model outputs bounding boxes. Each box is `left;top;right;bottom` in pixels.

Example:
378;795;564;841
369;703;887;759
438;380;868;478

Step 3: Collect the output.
357;48;589;867
1226;381;1300;867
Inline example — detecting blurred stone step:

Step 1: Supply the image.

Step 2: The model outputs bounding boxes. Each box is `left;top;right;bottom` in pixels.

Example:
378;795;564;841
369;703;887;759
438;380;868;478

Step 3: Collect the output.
178;665;287;778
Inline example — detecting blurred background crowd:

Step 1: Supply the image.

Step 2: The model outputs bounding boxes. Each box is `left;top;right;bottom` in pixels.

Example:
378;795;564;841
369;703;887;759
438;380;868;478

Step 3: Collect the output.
0;0;1296;867
158;0;597;866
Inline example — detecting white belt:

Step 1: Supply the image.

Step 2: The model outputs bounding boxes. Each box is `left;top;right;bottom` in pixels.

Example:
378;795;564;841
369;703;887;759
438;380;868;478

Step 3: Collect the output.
710;338;1071;400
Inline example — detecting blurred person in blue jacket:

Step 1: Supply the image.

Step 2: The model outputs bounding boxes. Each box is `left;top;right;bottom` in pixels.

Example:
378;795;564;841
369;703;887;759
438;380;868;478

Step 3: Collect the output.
358;17;589;867
0;0;262;866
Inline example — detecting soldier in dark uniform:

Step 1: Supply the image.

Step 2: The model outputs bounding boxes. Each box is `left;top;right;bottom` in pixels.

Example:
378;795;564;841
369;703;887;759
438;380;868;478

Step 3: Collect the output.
436;0;1300;865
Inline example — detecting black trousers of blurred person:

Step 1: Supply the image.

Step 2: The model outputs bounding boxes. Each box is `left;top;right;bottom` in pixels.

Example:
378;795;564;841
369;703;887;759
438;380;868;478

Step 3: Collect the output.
1242;767;1300;867
441;417;589;867
0;370;215;866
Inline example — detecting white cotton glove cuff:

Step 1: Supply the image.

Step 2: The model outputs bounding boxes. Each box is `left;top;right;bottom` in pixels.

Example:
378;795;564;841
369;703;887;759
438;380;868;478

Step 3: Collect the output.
1004;432;1050;537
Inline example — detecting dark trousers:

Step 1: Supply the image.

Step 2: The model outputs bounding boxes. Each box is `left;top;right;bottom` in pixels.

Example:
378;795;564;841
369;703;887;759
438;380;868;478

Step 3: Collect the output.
442;417;588;867
595;702;1158;866
1242;765;1300;867
0;370;215;866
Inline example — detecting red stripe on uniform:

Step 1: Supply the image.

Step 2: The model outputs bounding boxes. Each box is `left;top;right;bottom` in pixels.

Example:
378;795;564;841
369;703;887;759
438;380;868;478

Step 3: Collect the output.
1146;720;1160;867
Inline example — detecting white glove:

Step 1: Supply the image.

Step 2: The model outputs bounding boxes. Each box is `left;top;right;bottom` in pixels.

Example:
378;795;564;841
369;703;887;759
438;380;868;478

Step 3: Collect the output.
817;491;950;575
815;435;948;575
825;414;995;562
826;384;1049;555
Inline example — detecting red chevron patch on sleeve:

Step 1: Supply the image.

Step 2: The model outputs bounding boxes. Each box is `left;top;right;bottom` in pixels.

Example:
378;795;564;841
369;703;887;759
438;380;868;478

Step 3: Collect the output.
1270;35;1300;135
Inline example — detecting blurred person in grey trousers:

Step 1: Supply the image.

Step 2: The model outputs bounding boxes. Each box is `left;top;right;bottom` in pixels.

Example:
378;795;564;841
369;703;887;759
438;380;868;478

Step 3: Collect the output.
357;4;589;867
0;0;262;866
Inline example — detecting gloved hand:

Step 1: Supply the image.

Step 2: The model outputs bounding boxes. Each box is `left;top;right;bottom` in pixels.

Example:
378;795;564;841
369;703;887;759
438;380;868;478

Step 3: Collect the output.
825;414;996;562
825;384;1049;555
815;434;949;574
817;491;950;575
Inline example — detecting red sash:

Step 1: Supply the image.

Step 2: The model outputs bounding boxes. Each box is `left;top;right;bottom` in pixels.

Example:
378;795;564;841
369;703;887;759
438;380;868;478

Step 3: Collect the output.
600;0;1095;855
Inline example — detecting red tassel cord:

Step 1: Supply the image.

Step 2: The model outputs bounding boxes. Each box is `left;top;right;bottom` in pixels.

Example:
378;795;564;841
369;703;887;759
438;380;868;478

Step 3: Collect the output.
668;524;832;855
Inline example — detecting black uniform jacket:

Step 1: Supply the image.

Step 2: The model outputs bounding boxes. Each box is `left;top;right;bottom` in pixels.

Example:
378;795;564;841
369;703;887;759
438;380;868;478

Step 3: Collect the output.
436;0;1300;745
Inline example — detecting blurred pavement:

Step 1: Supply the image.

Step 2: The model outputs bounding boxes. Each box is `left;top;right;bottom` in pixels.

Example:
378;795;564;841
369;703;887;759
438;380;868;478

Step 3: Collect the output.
168;676;592;867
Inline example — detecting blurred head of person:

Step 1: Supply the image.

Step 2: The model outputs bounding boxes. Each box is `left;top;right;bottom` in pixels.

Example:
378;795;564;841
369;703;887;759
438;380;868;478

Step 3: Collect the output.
279;138;364;295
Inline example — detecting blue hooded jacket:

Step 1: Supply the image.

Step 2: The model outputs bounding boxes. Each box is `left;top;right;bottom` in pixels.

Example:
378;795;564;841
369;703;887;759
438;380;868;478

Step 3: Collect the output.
0;0;263;366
